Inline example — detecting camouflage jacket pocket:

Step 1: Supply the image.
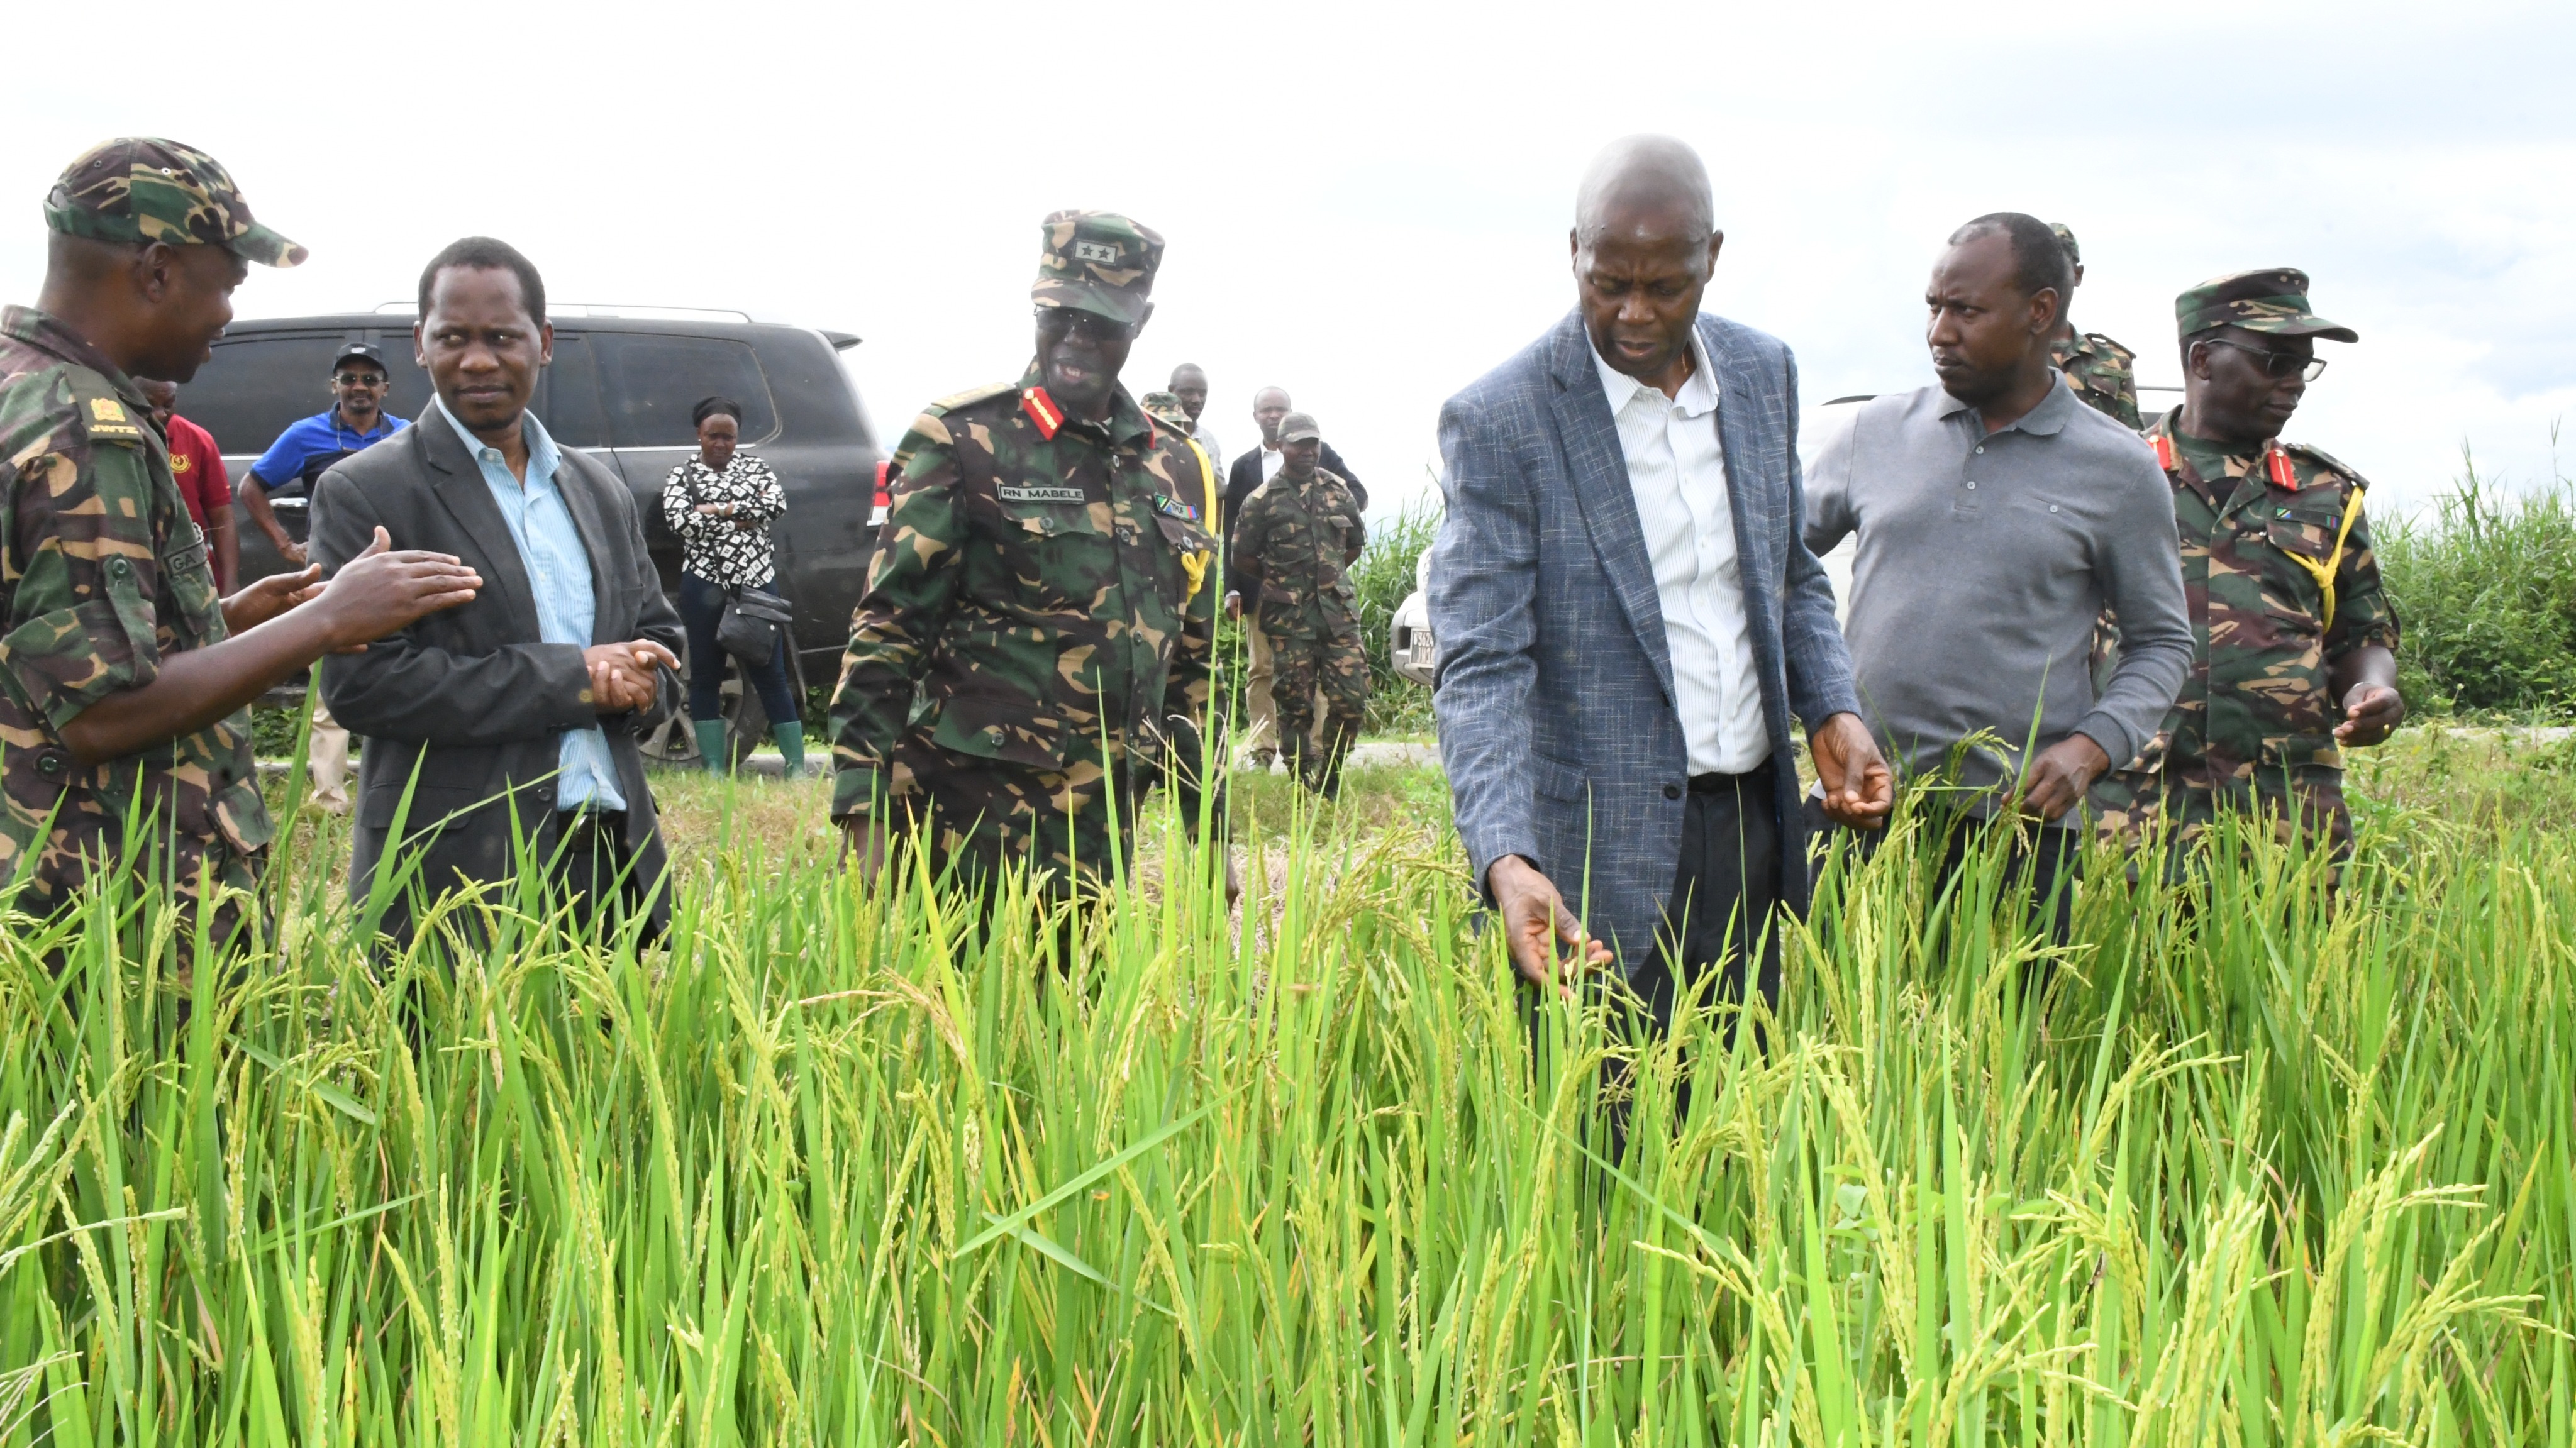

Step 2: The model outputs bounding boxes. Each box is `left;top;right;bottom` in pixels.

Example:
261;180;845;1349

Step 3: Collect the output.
0;575;156;731
2260;734;2342;771
928;687;1069;771
162;531;224;648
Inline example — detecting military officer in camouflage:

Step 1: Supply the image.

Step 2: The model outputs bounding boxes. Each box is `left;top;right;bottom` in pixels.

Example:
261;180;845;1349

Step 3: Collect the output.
2092;268;2402;860
830;212;1224;899
0;139;481;926
1231;412;1368;797
2046;223;2142;429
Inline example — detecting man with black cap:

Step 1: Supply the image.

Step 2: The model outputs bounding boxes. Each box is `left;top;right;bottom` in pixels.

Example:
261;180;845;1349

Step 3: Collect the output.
0;138;480;927
243;340;408;568
2092;270;2401;861
828;211;1225;907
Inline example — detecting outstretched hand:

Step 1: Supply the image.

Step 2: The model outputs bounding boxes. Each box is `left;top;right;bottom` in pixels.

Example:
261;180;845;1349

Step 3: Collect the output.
307;526;483;651
1487;855;1611;997
1809;712;1893;831
220;564;325;634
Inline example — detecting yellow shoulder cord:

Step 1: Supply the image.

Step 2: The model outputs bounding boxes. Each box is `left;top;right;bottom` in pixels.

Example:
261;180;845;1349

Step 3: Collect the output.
2281;484;2365;633
1177;439;1218;602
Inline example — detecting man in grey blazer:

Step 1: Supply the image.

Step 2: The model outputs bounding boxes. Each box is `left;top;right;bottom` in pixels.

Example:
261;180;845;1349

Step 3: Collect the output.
1431;136;1892;1032
314;238;686;941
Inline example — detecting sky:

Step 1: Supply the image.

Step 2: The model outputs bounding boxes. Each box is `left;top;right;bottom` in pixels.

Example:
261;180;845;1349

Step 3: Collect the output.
7;0;2570;524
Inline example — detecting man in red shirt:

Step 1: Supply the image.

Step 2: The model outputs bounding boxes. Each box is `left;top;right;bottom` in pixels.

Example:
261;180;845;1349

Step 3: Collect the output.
140;377;238;592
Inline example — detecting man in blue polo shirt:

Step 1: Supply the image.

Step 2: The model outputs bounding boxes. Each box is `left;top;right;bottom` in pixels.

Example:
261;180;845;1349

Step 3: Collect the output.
248;341;408;812
244;341;407;566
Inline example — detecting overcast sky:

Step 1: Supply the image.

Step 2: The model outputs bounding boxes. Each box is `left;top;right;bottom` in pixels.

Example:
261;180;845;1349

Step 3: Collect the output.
8;0;2567;523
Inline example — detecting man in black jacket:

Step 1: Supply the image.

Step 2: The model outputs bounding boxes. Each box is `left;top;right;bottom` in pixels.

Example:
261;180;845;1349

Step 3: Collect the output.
1223;385;1363;769
314;237;684;942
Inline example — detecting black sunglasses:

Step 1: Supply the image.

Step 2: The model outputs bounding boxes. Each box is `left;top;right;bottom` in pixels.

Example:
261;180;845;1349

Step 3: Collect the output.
1034;307;1137;344
335;371;387;387
2199;338;2326;382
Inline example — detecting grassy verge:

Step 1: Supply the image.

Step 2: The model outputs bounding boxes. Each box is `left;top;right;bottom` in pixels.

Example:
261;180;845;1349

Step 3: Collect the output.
0;728;2567;1443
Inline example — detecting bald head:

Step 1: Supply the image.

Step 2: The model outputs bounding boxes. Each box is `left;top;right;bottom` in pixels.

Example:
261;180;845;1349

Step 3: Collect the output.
1573;135;1716;250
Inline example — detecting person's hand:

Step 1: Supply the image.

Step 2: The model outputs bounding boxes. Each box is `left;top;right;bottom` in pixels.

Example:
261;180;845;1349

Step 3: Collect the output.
1223;591;1242;621
1809;711;1893;831
275;537;309;567
583;640;678;714
219;563;325;634
2014;734;2111;823
839;815;888;876
1487;854;1611;997
309;526;482;650
2334;682;2404;747
694;501;730;516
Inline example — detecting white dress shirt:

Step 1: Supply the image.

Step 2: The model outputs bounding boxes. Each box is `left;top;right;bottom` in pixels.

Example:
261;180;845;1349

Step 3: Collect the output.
1260;443;1284;482
1591;332;1769;776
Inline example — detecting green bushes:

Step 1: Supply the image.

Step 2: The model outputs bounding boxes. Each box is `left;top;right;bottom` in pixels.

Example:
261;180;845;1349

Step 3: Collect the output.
2377;456;2576;714
1347;493;1441;733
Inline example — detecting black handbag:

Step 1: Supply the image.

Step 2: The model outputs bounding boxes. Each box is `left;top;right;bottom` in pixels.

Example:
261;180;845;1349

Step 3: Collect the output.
716;585;794;665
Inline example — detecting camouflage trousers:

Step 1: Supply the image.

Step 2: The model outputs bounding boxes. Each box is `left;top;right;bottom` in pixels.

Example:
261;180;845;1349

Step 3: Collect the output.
1259;605;1369;793
882;733;1146;904
2091;753;2353;865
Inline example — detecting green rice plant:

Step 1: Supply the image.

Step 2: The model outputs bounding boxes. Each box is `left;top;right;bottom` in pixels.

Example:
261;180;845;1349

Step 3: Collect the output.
0;763;2567;1444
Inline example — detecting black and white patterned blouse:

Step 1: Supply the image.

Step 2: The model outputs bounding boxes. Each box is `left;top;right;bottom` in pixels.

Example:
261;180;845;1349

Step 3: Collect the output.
662;454;787;587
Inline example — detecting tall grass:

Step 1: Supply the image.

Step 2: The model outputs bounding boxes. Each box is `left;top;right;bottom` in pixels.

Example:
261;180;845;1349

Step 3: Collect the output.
2379;448;2576;715
0;777;2568;1443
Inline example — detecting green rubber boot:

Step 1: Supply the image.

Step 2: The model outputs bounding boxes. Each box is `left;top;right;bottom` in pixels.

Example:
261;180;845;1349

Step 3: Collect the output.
771;722;807;779
694;720;730;776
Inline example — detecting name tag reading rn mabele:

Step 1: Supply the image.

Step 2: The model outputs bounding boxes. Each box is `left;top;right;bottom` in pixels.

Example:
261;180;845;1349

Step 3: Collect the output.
998;484;1088;505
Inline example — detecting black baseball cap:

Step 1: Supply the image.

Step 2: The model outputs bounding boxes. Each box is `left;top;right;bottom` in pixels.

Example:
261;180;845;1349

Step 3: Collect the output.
332;342;388;376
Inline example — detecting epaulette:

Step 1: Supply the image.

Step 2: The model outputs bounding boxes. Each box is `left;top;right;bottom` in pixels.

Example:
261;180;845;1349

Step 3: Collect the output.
67;377;144;446
920;382;1018;419
2284;441;2370;490
2084;332;2136;363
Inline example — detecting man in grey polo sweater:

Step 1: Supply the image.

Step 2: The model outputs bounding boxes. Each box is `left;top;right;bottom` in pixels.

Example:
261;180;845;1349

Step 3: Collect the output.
1805;212;2189;935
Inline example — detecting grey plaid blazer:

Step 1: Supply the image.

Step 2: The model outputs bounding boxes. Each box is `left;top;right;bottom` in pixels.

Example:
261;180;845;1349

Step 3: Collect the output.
1429;309;1861;968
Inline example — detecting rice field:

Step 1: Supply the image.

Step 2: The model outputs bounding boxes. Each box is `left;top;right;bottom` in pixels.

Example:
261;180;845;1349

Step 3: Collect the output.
0;729;2570;1445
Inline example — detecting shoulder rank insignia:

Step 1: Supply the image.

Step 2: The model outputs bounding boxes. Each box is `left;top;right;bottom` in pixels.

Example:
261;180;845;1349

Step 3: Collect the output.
1153;494;1199;523
86;395;142;439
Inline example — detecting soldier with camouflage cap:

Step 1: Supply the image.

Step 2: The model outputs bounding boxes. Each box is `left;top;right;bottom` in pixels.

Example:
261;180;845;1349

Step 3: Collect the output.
2045;223;2143;429
829;211;1226;904
0;139;480;930
1231;411;1368;797
2092;268;2402;861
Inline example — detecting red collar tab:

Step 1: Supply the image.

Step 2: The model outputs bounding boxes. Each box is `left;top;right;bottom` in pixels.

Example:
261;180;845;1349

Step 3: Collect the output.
2149;431;2175;472
1020;386;1065;439
2265;445;2297;489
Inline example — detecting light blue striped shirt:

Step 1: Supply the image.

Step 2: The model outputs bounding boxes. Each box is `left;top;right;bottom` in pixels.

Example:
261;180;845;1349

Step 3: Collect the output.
433;397;626;812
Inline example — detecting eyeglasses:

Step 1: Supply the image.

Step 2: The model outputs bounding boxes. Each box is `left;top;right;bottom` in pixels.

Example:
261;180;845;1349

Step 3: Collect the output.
1033;307;1138;344
335;372;387;388
2199;338;2327;382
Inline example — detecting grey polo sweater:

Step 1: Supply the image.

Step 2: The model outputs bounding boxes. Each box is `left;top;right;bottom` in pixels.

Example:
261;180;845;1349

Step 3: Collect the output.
1804;375;2189;820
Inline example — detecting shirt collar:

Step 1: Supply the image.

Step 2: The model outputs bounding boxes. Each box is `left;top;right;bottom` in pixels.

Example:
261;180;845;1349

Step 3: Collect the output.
328;404;396;439
1;305;148;412
1938;368;2077;436
434;394;558;482
1589;326;1719;419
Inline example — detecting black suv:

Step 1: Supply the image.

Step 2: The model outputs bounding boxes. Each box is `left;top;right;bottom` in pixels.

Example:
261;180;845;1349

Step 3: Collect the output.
180;308;888;761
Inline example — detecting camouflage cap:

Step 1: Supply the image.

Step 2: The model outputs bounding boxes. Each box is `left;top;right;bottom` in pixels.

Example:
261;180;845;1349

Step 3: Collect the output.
1139;390;1192;428
44;138;306;268
1032;209;1162;326
2049;221;2080;265
1276;411;1322;443
2176;268;2357;343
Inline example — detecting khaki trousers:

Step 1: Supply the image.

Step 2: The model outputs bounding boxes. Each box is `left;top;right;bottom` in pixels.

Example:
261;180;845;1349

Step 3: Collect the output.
309;698;351;814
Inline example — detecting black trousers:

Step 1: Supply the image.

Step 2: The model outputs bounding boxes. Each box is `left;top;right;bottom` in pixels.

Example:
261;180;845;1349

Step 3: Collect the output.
550;809;661;942
1625;768;1784;1039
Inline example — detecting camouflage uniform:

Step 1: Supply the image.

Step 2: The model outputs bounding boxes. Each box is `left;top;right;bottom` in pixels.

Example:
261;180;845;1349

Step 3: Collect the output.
2092;270;2393;858
2047;226;2143;429
1231;413;1367;795
828;213;1222;897
0;140;303;919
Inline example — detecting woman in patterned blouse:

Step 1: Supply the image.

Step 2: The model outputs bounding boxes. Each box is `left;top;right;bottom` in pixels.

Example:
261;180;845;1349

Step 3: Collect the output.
662;395;804;776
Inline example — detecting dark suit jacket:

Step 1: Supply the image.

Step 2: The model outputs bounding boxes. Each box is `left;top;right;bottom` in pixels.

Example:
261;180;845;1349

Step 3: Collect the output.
1223;441;1363;600
1428;311;1861;968
311;409;686;934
